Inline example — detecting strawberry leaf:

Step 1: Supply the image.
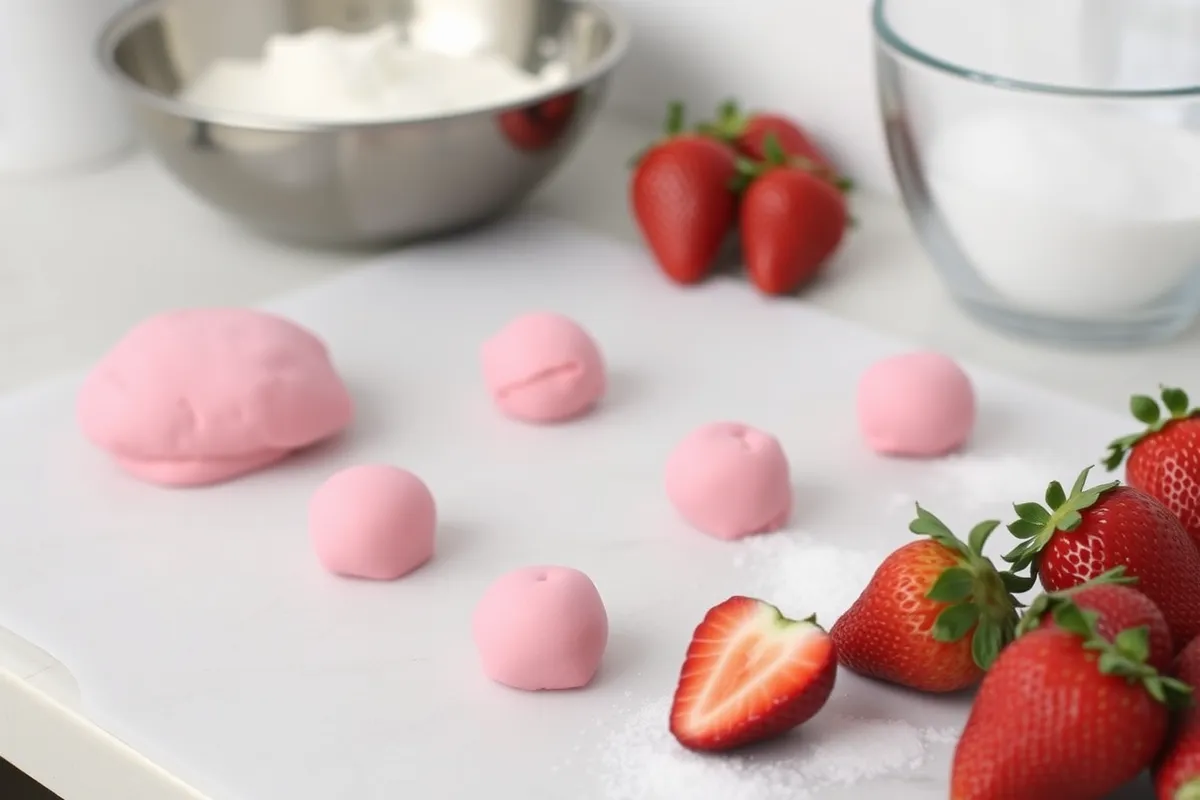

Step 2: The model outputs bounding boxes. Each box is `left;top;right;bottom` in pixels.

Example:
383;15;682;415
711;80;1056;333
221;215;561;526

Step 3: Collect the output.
1007;520;1042;540
909;505;972;558
1045;481;1067;510
664;101;687;136
1131;395;1161;425
1161;386;1190;417
1103;385;1198;471
1114;626;1151;663
967;520;999;556
971;618;1004;670
1003;468;1118;571
926;567;975;604
933;602;980;643
1000;570;1036;595
1013;502;1050;525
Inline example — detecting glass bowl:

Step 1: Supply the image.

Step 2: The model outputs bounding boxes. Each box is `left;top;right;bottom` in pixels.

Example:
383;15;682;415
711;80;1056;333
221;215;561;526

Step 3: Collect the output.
873;0;1200;346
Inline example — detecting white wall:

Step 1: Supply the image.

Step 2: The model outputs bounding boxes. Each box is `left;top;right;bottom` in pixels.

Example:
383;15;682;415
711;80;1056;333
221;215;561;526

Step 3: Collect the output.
603;0;896;194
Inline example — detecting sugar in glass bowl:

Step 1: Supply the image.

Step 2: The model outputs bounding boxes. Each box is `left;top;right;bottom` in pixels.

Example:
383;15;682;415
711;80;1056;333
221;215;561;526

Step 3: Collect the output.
873;0;1200;346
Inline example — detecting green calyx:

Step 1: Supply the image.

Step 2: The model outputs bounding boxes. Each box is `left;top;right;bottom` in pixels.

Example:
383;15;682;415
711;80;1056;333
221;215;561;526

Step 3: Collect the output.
626;100;690;168
1176;778;1200;800
1037;594;1192;709
1003;466;1119;574
1015;566;1136;639
909;505;1031;671
694;98;751;142
1104;385;1199;471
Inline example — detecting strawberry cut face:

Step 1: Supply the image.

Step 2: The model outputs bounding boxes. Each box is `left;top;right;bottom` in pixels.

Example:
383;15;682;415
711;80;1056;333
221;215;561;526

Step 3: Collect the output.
669;596;837;752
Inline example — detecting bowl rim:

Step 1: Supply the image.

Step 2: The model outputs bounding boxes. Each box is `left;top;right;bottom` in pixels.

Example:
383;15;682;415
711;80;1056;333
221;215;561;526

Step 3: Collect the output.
872;0;1200;100
96;0;633;131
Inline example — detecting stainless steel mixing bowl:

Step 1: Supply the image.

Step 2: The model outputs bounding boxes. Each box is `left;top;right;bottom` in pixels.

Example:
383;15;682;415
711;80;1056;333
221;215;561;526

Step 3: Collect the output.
98;0;630;247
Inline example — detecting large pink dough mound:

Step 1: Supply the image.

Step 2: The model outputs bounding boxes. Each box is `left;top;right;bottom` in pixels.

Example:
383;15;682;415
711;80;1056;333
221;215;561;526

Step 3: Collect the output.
664;422;793;540
77;308;354;486
310;465;436;581
472;566;609;691
480;312;606;423
857;351;975;457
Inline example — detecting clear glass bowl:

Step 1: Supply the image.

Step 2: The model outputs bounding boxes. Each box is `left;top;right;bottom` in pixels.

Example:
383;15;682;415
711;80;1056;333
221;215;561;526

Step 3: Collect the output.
873;0;1200;346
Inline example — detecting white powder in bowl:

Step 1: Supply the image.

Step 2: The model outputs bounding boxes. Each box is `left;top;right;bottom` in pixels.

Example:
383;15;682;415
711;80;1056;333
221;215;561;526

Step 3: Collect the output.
181;23;569;122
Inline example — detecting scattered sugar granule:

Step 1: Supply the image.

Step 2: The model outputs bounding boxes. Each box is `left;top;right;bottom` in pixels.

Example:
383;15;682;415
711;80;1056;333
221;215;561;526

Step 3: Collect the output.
730;533;886;625
596;698;958;799
924;453;1079;516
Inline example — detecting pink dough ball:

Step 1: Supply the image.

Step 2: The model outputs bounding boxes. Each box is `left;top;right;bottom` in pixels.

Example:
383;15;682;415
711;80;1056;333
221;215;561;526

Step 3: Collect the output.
480;312;606;423
472;566;609;691
309;465;436;581
664;422;793;540
857;352;976;457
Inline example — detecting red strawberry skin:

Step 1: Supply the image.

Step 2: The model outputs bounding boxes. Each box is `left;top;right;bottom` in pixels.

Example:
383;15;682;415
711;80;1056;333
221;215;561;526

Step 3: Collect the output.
1155;636;1200;799
740;168;846;295
952;627;1171;800
1043;584;1175;671
737;114;829;169
1127;417;1200;547
1038;486;1200;649
669;596;836;752
832;540;986;693
631;135;738;286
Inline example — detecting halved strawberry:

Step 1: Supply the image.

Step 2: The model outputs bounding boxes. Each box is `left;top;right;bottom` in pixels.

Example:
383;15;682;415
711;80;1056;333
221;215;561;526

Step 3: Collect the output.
669;596;836;752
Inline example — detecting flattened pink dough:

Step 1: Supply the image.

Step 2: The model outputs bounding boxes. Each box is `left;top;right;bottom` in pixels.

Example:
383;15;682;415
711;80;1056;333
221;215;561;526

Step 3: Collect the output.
664;422;793;540
480;312;606;423
472;566;608;691
857;351;976;458
78;308;353;486
310;465;436;581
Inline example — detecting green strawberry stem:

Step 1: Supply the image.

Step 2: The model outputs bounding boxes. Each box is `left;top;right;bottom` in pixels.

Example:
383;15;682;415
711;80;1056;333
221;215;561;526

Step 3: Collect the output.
1104;385;1198;471
1003;466;1120;575
1034;593;1192;709
694;98;749;141
1015;566;1136;638
908;505;1030;670
626;100;690;169
1177;778;1200;800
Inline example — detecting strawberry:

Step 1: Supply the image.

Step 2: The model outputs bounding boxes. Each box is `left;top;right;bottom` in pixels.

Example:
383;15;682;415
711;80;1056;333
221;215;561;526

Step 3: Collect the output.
951;594;1191;800
497;91;578;151
669;596;836;752
1016;566;1175;671
630;103;739;286
739;137;849;296
830;506;1028;693
1004;466;1200;650
1156;635;1200;799
698;100;833;175
1104;386;1200;547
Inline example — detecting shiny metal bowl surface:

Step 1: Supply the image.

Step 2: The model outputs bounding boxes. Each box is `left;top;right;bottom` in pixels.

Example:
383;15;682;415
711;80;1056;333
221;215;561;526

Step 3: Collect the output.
98;0;630;247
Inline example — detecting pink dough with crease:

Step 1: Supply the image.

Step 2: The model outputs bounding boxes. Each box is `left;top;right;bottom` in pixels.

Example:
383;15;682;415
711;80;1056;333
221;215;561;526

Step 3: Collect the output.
857;351;975;458
472;566;608;691
480;312;606;423
664;422;793;540
310;465;436;581
77;308;353;486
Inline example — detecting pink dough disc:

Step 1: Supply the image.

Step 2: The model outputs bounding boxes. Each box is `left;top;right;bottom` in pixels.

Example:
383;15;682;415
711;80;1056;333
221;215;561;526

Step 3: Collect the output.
480;312;606;423
310;465;436;581
77;308;353;486
472;566;609;691
664;422;793;540
857;351;976;458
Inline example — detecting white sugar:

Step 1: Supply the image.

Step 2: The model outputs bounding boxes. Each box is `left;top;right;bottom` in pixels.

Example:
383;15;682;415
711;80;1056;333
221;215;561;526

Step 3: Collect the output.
597;698;959;799
731;533;886;626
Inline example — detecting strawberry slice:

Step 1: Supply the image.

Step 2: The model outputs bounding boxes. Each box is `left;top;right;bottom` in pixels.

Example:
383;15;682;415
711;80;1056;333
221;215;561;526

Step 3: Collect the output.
669;596;837;752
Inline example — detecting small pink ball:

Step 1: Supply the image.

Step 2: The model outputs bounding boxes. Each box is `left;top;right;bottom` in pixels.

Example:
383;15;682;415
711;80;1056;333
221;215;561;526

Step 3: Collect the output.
472;566;609;691
857;352;976;457
309;465;436;580
664;422;793;540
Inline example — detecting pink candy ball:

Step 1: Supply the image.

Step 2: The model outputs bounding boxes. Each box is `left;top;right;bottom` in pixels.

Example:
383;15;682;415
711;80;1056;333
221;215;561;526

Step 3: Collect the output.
664;422;793;540
472;566;609;691
857;352;976;457
309;465;436;581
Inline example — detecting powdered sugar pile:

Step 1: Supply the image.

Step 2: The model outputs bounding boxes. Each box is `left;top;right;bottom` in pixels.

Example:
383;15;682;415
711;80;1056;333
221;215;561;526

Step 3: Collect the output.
596;698;959;800
731;533;885;625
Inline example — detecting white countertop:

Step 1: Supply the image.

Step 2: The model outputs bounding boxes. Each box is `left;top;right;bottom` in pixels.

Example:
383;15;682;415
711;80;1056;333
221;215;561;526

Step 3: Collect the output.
1;111;1197;799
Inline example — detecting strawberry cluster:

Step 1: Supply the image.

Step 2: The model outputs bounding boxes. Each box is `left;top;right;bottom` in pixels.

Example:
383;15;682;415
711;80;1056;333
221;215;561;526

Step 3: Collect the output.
667;384;1200;800
628;100;852;296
